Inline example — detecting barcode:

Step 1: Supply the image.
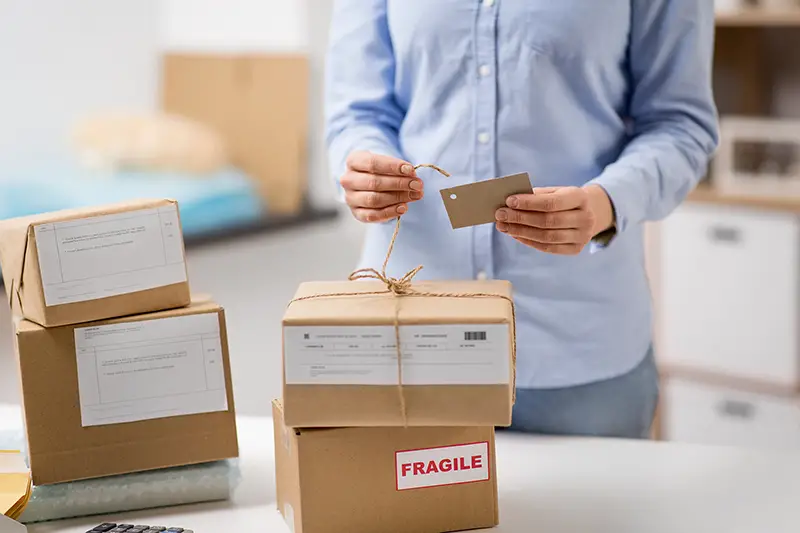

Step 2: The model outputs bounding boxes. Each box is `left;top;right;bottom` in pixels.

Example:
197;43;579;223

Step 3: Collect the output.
464;331;487;341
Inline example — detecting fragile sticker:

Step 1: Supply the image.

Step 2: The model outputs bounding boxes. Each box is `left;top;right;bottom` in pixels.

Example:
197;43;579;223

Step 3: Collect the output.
395;442;490;491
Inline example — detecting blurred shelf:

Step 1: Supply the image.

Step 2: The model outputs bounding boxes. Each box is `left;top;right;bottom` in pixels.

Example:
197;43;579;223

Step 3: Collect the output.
183;202;340;248
687;184;800;213
716;9;800;27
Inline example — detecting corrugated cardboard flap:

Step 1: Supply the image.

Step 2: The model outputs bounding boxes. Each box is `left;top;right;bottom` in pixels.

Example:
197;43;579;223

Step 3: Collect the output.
0;218;33;309
16;299;222;335
0;198;179;311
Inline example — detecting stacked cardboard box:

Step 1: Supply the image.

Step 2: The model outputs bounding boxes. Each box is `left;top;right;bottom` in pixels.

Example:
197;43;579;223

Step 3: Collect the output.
276;279;516;533
0;199;238;485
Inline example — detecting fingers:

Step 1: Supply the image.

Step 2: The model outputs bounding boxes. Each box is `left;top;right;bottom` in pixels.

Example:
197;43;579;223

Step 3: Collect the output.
351;204;407;223
512;236;584;256
507;187;587;212
345;190;421;209
340;171;423;193
347;151;415;177
341;152;422;224
495;222;590;245
495;207;590;229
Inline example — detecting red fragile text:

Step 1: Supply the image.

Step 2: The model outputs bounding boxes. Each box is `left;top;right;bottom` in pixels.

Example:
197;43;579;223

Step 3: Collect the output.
401;455;483;477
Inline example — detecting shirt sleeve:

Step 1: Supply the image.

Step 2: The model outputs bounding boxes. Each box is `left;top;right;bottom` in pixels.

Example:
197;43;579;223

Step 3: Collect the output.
587;0;719;244
325;0;405;197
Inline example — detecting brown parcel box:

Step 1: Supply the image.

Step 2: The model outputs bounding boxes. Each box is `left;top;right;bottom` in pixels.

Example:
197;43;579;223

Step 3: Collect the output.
0;198;191;327
273;400;499;533
15;300;238;485
282;280;515;428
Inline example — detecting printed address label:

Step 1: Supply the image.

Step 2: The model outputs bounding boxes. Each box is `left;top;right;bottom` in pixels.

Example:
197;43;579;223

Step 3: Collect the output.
74;312;228;427
284;324;510;385
34;204;186;306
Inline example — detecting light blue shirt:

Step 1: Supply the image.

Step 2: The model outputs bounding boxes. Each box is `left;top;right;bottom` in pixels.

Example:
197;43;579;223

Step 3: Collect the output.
325;0;719;388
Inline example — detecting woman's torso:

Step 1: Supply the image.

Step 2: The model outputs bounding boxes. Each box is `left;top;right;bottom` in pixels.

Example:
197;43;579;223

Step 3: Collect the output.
358;0;653;388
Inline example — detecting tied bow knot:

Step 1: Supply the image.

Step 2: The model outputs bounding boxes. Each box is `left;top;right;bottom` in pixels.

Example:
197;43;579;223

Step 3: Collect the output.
348;265;423;295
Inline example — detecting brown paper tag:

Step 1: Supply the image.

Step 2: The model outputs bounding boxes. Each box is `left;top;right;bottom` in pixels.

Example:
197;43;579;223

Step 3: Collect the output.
440;172;533;229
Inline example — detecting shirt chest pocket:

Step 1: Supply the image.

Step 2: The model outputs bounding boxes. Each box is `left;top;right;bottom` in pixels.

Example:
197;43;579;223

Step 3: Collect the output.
501;0;630;64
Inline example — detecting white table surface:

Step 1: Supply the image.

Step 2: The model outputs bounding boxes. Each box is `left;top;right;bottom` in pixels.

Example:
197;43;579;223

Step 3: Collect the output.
2;407;799;533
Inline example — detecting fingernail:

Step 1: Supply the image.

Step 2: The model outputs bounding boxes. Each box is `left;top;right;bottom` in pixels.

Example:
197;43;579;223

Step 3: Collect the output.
496;222;509;233
409;180;423;191
495;209;508;222
397;204;408;214
410;192;422;200
507;197;519;208
401;164;413;176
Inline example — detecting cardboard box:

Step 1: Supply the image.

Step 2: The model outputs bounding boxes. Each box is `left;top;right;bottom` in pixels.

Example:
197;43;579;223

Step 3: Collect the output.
273;400;499;533
162;55;309;215
282;280;515;428
0;199;191;327
15;299;238;485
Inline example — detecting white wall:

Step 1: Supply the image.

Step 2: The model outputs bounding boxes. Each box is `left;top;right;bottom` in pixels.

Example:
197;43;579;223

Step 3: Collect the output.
0;0;160;172
0;0;336;202
160;0;308;53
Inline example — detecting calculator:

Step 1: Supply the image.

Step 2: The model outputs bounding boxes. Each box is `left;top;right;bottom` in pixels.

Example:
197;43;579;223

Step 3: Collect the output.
87;523;193;533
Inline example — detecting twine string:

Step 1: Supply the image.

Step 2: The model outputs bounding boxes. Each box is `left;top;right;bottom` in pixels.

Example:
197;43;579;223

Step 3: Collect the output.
289;163;517;427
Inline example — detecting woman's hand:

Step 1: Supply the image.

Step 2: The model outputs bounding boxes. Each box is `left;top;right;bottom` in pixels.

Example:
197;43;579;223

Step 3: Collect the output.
495;185;614;255
340;151;424;223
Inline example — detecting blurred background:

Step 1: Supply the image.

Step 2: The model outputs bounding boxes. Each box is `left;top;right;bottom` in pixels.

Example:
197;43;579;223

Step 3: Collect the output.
0;0;799;451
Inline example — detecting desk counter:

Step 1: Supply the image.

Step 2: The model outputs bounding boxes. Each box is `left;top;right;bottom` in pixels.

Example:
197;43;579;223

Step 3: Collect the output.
8;414;794;533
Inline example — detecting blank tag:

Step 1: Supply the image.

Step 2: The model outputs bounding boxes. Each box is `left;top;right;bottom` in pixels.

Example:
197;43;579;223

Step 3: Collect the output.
440;172;533;229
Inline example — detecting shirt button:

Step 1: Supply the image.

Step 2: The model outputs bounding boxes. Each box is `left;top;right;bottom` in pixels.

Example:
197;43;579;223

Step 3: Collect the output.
478;132;490;145
476;271;488;281
478;65;491;77
483;0;495;6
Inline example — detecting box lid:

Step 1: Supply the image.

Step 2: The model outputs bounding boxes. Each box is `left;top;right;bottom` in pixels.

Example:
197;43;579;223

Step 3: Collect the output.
284;280;513;326
16;298;219;335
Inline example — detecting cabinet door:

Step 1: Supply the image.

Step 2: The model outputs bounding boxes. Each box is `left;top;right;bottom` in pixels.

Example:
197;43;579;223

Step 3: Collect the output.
660;204;799;387
663;378;800;450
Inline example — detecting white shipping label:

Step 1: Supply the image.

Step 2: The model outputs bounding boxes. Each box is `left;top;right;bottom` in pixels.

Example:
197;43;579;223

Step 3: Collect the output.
34;205;187;306
395;442;490;491
283;324;510;385
74;312;228;427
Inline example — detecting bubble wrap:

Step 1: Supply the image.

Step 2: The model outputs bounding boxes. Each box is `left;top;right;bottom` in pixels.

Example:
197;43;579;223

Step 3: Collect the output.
0;415;241;524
